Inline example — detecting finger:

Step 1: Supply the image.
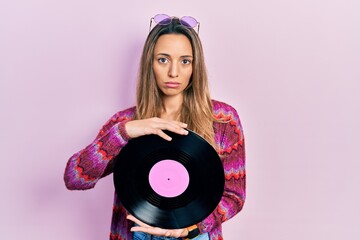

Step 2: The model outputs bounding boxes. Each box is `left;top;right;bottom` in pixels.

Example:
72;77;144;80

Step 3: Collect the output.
126;215;152;228
172;120;187;128
143;127;172;141
153;117;186;126
168;124;188;135
153;118;187;130
165;120;188;129
153;122;188;136
164;229;184;238
155;129;172;141
130;226;151;233
164;230;172;237
130;226;166;236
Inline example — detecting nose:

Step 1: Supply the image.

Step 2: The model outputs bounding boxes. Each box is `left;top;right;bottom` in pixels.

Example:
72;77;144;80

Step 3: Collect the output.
168;62;179;78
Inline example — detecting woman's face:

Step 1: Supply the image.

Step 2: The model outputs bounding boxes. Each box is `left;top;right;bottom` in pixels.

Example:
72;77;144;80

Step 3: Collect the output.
153;34;193;98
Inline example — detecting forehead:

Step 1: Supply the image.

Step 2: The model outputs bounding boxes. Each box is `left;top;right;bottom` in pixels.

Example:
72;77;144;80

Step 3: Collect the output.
154;34;193;55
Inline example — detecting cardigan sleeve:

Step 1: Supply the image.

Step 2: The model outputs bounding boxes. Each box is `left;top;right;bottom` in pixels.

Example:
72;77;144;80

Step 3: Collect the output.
64;108;134;190
198;103;246;234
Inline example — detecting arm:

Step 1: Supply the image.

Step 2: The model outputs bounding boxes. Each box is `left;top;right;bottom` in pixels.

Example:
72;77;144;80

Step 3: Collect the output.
64;110;133;190
198;104;246;233
63;108;189;190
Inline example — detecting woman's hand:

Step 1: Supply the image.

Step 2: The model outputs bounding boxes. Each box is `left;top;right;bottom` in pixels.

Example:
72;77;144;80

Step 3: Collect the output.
125;117;188;141
127;215;188;238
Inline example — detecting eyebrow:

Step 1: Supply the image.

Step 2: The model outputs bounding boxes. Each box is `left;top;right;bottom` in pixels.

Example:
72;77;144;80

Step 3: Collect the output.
155;53;193;58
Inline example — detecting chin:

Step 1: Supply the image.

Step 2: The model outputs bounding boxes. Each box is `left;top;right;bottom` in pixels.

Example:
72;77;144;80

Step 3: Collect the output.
160;88;184;96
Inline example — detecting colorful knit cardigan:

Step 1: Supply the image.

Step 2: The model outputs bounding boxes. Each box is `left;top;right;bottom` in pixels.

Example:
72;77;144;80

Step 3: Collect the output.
64;100;246;240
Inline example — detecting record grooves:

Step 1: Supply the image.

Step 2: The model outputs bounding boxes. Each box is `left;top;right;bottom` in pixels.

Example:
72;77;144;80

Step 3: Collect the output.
113;130;225;229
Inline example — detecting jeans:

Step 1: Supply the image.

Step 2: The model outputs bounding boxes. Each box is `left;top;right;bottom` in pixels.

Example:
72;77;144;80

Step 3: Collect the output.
132;231;209;240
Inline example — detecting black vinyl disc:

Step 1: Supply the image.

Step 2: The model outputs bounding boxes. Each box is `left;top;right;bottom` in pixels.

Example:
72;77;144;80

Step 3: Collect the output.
113;130;225;229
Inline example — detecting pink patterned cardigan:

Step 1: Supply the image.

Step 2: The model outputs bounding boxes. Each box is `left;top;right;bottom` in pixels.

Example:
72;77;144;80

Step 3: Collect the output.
64;100;246;240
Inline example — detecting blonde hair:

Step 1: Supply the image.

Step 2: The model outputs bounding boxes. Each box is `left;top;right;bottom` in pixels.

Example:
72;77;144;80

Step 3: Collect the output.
136;18;215;147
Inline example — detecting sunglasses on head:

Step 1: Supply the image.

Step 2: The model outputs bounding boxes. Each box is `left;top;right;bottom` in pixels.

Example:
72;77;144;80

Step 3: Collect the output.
149;14;200;34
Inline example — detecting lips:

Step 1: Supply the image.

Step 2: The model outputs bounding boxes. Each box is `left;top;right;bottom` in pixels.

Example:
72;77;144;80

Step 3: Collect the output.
164;82;180;88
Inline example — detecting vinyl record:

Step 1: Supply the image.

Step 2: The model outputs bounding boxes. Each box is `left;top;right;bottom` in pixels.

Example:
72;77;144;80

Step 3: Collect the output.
113;130;225;229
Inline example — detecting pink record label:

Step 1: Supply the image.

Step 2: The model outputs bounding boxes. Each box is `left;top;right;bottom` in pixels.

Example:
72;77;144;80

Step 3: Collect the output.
148;160;190;198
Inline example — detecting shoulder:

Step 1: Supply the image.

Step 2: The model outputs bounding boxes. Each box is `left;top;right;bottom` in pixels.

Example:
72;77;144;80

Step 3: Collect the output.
99;106;136;134
211;99;244;137
211;100;245;150
211;99;240;121
112;106;137;120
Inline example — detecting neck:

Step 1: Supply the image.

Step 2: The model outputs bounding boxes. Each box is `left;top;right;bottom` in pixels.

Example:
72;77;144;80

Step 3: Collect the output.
161;94;183;121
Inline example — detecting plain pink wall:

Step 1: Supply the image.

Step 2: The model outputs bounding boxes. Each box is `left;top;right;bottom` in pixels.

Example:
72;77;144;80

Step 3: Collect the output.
1;0;359;239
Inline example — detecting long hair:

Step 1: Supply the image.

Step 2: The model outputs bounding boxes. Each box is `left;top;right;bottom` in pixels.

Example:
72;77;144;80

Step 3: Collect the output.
136;17;215;147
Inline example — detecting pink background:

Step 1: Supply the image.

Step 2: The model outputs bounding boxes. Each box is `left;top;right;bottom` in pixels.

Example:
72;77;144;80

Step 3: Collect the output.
1;0;359;239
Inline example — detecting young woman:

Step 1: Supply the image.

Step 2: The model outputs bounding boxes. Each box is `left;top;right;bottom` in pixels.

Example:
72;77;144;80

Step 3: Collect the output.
64;14;246;240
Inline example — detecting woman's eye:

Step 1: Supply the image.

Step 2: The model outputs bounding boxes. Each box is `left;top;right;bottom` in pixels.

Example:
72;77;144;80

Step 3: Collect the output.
182;59;192;64
158;58;168;63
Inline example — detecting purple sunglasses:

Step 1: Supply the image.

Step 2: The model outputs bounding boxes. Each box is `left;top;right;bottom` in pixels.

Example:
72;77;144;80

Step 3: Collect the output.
149;14;200;34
